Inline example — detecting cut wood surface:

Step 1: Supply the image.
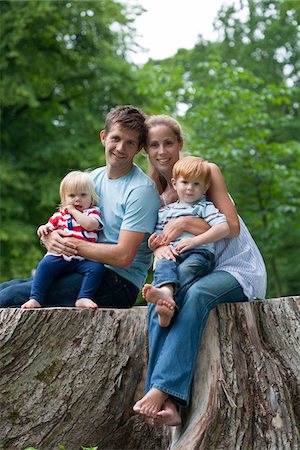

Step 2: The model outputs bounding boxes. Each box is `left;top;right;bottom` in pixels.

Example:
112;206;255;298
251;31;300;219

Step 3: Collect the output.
0;296;299;450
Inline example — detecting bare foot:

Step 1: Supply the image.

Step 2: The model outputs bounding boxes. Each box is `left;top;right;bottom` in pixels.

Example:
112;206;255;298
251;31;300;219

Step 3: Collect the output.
133;388;168;419
21;299;42;309
155;399;182;426
75;298;98;309
156;299;175;327
142;284;175;327
142;284;175;307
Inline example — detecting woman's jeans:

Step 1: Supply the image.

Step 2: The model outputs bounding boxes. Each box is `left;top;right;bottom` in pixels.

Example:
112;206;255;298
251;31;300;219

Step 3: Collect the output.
0;268;138;308
146;270;247;407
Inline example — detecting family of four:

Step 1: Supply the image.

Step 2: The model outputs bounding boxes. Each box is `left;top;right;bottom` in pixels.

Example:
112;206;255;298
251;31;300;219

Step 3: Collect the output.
0;105;267;427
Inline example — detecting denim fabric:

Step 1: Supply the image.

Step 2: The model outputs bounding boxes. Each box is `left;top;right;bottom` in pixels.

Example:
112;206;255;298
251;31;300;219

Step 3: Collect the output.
30;255;105;305
153;250;215;305
146;270;247;406
0;268;138;308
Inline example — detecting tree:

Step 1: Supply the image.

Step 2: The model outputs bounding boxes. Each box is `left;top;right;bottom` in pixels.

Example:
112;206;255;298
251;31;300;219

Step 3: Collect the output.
0;0;144;280
1;297;299;449
135;0;300;298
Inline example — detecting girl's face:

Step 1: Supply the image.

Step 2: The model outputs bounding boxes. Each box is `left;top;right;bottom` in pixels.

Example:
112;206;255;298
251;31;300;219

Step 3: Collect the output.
146;125;183;175
64;190;92;211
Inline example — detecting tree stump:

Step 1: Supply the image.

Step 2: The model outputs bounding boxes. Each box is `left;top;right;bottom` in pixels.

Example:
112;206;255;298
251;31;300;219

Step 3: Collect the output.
0;296;299;450
0;307;167;450
169;296;300;450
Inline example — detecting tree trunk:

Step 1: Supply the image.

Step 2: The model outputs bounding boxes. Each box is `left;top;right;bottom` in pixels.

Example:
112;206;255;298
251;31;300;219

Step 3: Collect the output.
170;296;300;450
0;297;299;450
0;307;167;450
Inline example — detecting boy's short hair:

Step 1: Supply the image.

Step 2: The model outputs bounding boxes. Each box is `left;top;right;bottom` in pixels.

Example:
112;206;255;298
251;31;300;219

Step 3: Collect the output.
60;170;98;207
104;105;148;148
172;156;211;187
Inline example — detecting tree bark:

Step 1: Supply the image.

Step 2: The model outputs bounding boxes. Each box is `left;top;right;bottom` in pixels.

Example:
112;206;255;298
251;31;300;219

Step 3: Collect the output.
0;297;299;450
0;307;167;450
170;296;300;450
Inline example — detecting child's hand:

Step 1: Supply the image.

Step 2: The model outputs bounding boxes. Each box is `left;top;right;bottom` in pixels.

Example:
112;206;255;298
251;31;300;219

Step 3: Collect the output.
37;223;54;238
148;233;165;251
65;204;76;214
175;237;196;253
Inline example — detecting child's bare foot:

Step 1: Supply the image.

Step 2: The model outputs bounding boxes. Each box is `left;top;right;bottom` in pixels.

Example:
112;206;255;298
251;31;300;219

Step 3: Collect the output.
133;388;168;419
155;399;182;426
142;284;175;307
75;298;98;309
156;299;175;327
142;284;175;327
21;299;42;309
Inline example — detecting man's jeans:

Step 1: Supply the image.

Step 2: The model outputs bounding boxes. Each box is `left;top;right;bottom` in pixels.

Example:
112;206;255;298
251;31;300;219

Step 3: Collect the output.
146;270;247;406
0;268;138;308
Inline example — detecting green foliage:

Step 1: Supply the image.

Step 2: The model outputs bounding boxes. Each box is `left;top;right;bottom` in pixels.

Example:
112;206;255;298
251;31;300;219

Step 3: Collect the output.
1;0;299;298
135;0;300;297
0;0;143;280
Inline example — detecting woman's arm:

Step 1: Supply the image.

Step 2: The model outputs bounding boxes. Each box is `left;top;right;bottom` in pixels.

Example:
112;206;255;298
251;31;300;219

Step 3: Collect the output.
161;163;239;243
206;163;239;237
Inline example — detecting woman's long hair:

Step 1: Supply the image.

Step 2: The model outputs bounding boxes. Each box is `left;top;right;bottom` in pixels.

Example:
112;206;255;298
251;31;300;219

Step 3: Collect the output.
146;115;184;194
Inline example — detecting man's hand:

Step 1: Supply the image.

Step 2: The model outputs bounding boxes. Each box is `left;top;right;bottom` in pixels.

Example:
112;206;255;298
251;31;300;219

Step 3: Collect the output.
42;229;77;257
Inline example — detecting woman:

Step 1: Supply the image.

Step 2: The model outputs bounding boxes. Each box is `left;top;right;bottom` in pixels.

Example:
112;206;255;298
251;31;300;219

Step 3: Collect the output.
133;115;267;426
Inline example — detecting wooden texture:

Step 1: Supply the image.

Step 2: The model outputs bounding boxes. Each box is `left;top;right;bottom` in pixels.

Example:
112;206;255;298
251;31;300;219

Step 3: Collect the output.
0;307;167;450
169;296;300;450
0;296;299;450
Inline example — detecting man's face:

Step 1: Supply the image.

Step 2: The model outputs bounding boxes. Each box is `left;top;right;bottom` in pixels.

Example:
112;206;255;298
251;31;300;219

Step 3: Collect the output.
100;123;141;176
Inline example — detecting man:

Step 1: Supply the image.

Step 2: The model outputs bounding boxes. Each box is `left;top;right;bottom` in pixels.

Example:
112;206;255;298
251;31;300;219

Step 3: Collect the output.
0;105;160;308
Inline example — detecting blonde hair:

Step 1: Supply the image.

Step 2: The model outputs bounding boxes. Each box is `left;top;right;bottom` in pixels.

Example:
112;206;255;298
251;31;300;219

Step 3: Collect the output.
146;115;184;194
172;156;211;187
59;171;98;207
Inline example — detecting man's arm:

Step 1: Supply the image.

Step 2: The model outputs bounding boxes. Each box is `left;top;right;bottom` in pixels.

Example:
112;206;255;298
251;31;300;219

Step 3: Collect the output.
68;229;146;268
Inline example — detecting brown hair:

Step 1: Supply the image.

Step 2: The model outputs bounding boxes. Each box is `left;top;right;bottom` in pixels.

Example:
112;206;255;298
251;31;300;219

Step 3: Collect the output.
146;115;184;194
59;171;98;208
104;105;148;148
172;156;211;187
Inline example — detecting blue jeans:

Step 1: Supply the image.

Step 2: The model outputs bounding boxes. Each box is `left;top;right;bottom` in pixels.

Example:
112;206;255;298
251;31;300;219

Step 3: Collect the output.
154;249;215;308
0;268;138;308
146;270;247;406
30;255;105;305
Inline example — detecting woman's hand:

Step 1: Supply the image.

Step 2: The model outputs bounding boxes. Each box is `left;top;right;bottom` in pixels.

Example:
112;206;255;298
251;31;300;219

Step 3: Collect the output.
160;217;187;245
152;245;178;271
153;245;178;261
41;229;77;257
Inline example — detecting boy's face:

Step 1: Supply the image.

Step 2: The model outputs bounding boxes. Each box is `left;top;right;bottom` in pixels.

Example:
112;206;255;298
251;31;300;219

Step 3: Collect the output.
172;176;207;203
100;123;141;177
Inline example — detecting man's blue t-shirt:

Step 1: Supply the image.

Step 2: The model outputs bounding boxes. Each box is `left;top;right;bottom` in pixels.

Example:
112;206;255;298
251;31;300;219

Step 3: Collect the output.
90;164;160;289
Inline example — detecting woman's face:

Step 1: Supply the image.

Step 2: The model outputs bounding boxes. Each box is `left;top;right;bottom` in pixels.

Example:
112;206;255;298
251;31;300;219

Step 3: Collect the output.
146;124;183;174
